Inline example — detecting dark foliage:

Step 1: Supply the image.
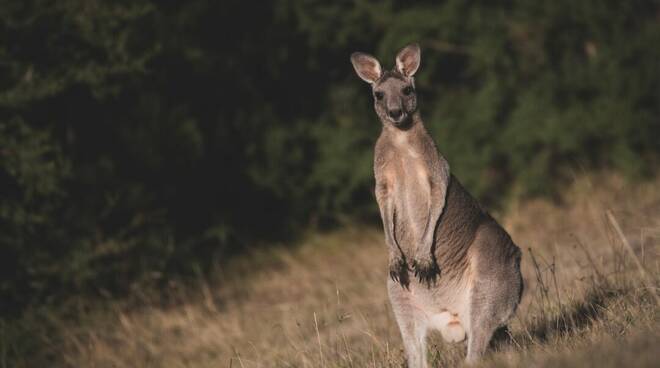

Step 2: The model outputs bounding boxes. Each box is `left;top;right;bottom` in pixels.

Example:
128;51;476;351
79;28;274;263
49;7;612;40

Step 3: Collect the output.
1;0;659;313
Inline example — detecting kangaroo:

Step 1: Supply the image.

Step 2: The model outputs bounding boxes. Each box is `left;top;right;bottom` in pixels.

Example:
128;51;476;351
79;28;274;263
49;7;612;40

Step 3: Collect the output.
350;44;523;367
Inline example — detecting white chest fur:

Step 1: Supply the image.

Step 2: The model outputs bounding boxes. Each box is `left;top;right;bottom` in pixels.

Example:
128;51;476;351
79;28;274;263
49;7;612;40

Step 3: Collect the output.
392;131;420;158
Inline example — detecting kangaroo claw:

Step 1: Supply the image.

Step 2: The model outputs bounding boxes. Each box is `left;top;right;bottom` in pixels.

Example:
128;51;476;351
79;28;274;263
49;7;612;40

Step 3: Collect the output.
389;256;410;289
412;258;441;287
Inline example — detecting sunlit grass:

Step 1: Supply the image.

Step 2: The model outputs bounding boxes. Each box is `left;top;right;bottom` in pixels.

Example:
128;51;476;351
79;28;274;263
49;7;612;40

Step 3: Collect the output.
7;173;660;368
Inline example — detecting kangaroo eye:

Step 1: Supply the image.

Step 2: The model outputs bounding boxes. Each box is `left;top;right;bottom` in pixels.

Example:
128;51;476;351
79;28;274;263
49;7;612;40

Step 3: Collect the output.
402;86;414;96
374;91;384;100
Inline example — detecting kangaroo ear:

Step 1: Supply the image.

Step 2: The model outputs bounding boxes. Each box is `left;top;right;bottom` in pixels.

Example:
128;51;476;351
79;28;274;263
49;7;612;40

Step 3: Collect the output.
350;52;382;84
395;44;421;77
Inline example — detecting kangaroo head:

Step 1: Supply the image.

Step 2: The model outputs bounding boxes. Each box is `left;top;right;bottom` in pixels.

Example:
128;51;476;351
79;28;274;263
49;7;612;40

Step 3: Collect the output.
350;44;421;129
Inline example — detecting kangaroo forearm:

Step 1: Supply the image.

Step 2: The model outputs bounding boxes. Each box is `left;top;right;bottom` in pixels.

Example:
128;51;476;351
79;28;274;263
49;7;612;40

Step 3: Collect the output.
418;192;445;257
417;165;449;257
377;198;400;255
381;201;411;286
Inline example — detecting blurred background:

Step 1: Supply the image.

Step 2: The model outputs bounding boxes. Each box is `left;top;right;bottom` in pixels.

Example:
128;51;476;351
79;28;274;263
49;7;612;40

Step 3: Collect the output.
1;0;659;358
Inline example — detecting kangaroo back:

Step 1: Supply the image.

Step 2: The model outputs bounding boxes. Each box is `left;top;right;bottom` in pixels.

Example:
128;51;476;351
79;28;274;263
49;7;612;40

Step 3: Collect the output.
431;175;486;277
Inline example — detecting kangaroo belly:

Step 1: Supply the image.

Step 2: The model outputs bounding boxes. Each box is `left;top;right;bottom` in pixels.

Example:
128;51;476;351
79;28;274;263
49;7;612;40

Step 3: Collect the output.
430;312;466;343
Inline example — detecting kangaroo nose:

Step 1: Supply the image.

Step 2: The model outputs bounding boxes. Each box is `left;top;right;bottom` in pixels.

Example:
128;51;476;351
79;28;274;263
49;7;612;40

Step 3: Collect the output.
388;109;402;119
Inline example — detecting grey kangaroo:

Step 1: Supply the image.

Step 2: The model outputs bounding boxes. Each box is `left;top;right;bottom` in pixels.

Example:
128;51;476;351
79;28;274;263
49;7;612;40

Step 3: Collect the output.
350;44;523;367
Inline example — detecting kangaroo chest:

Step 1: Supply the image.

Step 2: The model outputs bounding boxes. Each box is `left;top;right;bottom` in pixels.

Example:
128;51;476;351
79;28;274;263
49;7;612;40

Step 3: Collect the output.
388;134;432;246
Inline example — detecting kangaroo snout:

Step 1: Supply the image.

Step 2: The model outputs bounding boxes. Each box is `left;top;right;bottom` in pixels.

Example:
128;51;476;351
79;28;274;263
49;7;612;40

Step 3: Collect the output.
388;108;403;120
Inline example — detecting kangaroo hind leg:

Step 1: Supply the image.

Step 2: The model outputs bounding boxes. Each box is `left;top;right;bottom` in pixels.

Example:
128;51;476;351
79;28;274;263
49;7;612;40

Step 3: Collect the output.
388;282;429;368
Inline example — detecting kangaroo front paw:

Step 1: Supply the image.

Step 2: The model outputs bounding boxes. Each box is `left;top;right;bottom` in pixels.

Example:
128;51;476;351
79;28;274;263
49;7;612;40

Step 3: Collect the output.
389;256;410;288
412;257;440;287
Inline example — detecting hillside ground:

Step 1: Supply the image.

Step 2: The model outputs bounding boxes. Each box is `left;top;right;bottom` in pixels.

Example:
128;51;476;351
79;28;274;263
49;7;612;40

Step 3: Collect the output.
8;173;660;367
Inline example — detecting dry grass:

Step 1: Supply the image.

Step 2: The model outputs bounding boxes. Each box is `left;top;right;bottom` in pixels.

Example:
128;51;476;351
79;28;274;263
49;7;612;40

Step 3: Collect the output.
32;173;660;367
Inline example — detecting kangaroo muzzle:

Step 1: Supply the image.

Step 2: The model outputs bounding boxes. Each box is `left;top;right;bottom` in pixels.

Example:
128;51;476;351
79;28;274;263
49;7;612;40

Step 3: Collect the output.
388;108;403;120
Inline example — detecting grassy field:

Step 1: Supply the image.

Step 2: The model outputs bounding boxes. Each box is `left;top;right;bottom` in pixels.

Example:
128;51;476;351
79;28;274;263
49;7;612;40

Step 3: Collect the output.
9;173;660;367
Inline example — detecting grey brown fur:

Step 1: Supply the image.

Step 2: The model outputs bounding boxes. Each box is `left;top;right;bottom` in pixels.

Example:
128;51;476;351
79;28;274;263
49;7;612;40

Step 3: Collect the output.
350;44;523;367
